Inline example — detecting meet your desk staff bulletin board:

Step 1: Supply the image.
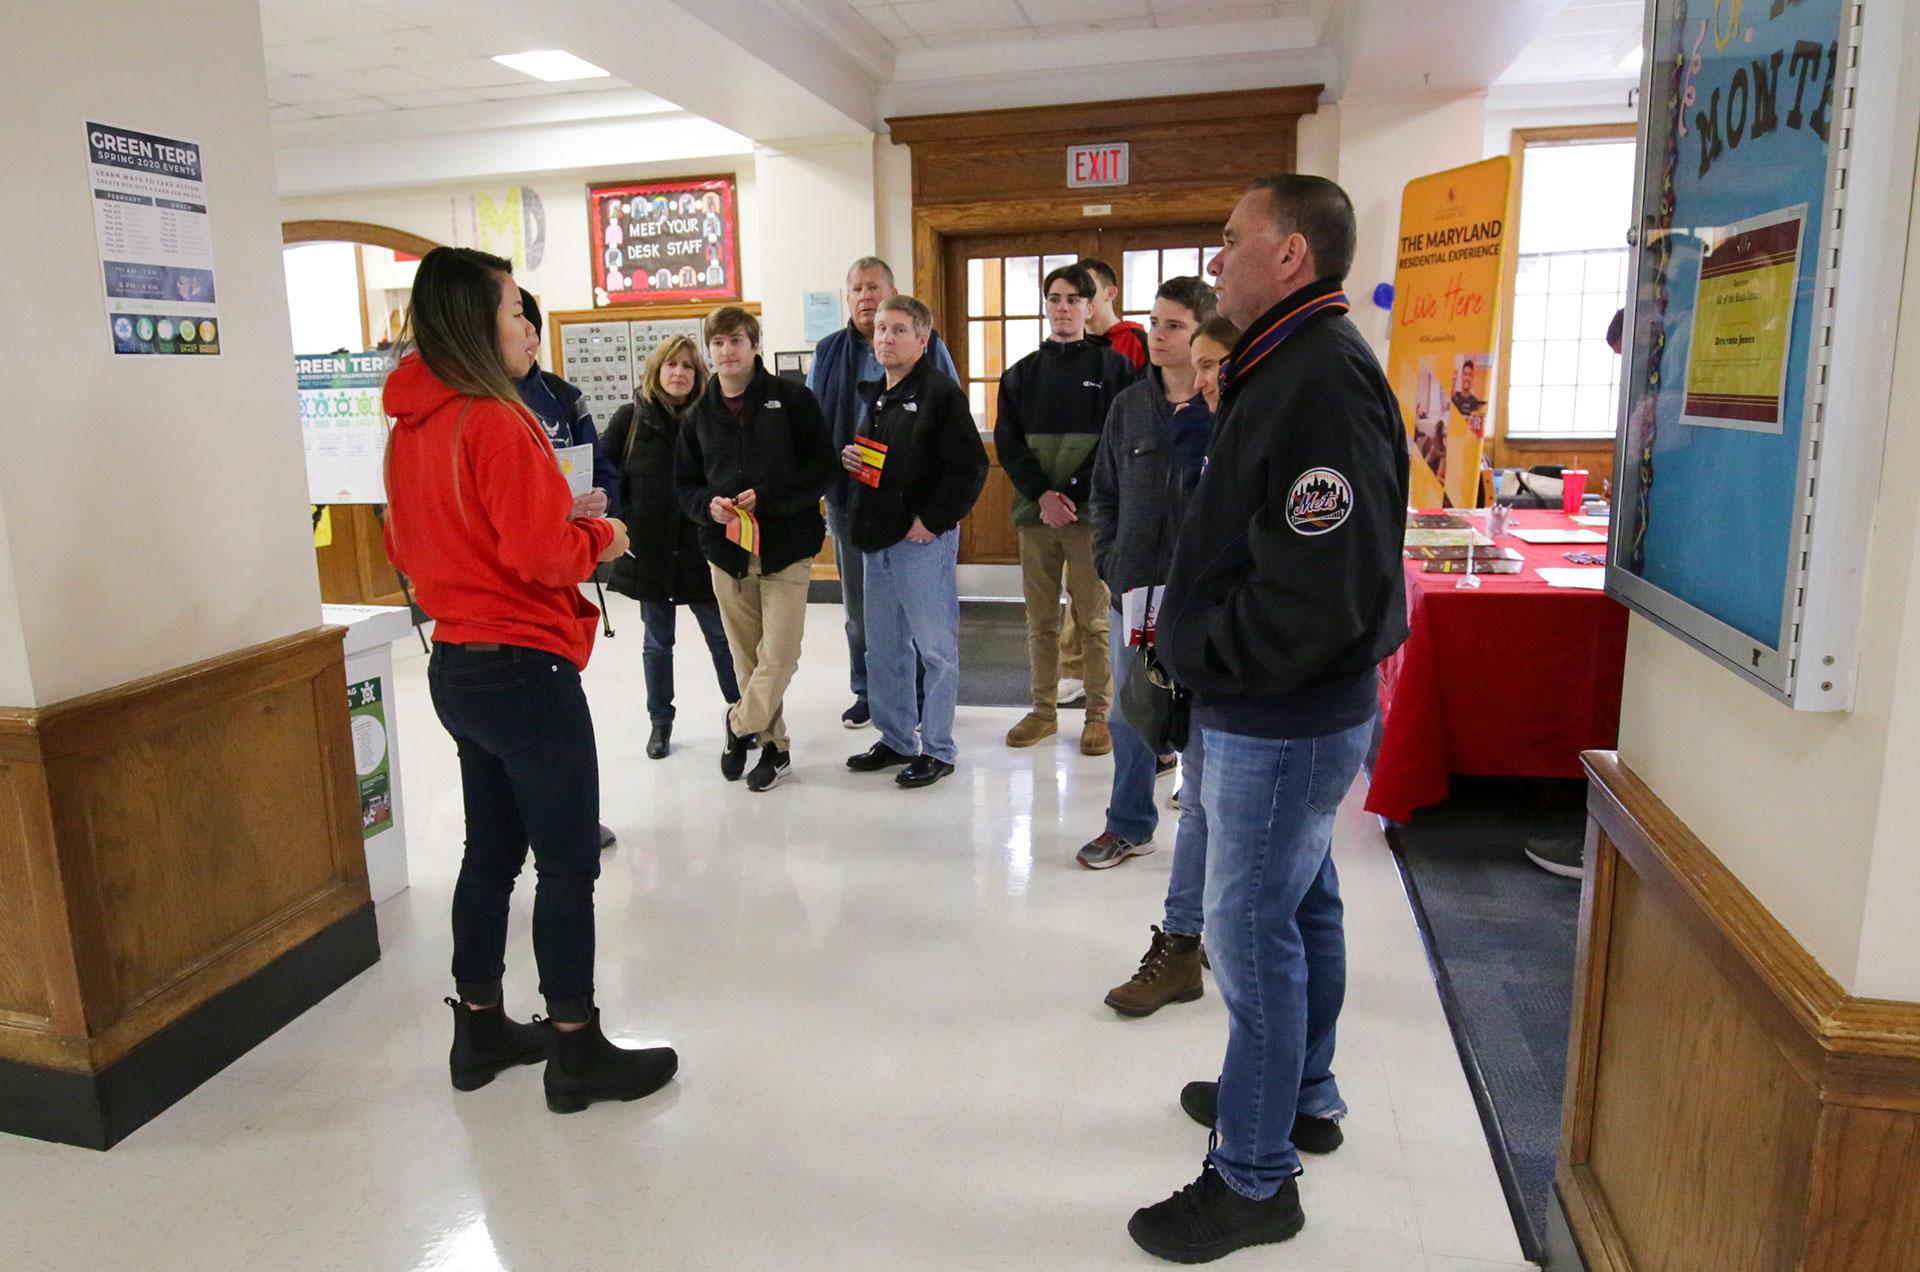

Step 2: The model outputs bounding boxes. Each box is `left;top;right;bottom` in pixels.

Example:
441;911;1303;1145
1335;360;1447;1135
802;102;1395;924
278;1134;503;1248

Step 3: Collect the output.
1609;0;1867;706
588;176;740;308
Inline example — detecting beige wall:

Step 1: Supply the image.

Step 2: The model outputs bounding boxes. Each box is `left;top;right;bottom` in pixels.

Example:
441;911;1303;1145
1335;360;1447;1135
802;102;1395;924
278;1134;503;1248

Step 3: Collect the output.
752;138;881;356
1616;162;1920;1000
0;0;320;708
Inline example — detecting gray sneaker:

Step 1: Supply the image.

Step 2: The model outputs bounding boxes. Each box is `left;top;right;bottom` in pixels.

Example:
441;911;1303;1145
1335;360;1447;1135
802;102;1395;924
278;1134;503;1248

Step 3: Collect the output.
1077;831;1154;870
1524;836;1584;879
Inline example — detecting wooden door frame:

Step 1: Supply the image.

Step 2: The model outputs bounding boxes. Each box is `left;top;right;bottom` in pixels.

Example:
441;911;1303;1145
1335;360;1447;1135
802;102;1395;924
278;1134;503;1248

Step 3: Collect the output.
281;219;440;256
1492;124;1638;469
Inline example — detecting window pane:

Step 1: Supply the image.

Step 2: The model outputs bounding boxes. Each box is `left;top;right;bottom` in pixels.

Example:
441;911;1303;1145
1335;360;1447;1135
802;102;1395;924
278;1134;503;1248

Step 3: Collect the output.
1123;250;1158;312
1538;384;1577;430
1572;385;1612;434
1004;318;1042;366
1510;338;1545;388
1507;385;1542;434
969;381;986;426
1516;140;1636;256
1042;254;1076;289
1541;338;1580;386
1163;247;1200;280
1585;249;1625;294
1579;338;1619;387
1582;292;1620;342
1545;292;1583;340
1514;255;1548;296
1006;257;1040;315
1547;252;1585;294
968;321;985;377
967;258;987;318
1513;293;1548;341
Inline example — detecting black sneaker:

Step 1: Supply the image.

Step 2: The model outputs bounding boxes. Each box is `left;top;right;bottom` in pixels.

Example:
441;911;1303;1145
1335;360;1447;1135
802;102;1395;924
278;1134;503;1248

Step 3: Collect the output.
847;741;914;772
1178;1081;1344;1154
746;744;790;792
1128;1161;1304;1263
597;823;617;851
721;710;752;781
842;699;872;729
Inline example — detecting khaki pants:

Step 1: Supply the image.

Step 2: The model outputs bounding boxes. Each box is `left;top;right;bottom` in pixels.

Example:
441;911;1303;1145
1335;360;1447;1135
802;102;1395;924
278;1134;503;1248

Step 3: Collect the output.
1017;523;1111;721
711;557;811;749
1059;605;1084;682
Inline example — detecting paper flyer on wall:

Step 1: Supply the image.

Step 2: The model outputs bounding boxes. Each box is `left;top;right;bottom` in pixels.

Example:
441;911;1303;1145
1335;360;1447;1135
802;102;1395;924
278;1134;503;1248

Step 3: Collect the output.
1679;204;1805;434
86;121;222;356
298;352;390;504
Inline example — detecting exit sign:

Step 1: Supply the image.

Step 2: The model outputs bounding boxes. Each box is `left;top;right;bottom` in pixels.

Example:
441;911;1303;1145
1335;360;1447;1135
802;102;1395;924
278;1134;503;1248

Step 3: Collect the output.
1067;142;1130;189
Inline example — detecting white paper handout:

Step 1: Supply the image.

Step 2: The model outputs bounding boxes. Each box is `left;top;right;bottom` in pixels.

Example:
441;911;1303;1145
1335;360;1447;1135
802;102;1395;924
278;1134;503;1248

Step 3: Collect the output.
1536;568;1608;590
1122;585;1162;647
555;443;594;497
1509;527;1607;545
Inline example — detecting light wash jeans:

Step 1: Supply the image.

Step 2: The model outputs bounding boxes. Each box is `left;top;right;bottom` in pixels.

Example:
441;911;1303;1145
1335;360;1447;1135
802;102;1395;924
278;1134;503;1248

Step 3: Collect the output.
863;529;962;764
1200;716;1372;1198
1104;609;1160;842
1162;724;1207;936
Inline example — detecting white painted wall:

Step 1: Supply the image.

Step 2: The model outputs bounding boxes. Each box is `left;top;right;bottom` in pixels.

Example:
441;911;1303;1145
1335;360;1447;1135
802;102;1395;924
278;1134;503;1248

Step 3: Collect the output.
0;493;30;707
752;138;880;356
1336;94;1492;360
0;0;320;708
874;135;918;295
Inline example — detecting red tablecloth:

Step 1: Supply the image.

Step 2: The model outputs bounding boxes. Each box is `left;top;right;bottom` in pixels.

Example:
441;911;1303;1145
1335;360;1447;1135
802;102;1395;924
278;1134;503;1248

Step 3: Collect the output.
1364;510;1629;823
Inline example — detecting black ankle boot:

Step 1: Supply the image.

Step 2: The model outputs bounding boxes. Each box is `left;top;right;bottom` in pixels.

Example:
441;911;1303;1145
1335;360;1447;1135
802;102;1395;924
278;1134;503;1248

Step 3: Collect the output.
542;1010;678;1114
647;721;672;760
446;997;546;1091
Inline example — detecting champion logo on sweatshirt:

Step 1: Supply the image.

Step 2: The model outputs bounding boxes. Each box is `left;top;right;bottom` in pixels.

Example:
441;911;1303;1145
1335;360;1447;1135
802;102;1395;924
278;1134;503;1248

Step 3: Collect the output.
765;400;783;409
1082;380;1102;389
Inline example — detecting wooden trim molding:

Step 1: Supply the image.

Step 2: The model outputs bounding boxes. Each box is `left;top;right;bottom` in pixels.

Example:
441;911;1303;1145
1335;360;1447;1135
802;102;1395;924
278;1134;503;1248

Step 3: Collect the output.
1560;751;1920;1270
0;629;376;1145
281;219;440;257
886;85;1324;143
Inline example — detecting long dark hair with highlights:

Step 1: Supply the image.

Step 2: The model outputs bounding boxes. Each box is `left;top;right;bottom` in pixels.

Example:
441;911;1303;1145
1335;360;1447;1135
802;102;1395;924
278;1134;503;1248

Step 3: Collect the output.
385;247;544;519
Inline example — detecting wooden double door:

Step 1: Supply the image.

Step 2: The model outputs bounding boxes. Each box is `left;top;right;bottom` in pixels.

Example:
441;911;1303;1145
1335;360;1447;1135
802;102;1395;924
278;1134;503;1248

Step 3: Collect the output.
943;224;1224;565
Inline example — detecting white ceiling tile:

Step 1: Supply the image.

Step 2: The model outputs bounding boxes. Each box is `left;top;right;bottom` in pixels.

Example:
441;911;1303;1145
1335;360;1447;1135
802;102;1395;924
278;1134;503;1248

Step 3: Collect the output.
1025;0;1149;22
352;0;471;24
855;6;923;47
893;0;1029;37
311;66;445;96
323;28;475;66
1152;2;1281;27
303;97;400;117
468;80;582;100
258;0;408;46
410;57;536;88
264;40;378;76
1034;14;1154;36
266;75;361;105
919;28;1039;47
418;19;549;58
268;105;316;123
379;88;483;109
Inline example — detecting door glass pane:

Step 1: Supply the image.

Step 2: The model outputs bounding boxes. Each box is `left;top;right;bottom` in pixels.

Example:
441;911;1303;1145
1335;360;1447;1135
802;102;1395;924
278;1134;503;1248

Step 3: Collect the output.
1123;250;1158;312
967;257;987;318
1042;253;1076;279
968;322;986;377
1004;318;1042;366
969;381;986;426
1005;256;1040;315
1163;247;1200;280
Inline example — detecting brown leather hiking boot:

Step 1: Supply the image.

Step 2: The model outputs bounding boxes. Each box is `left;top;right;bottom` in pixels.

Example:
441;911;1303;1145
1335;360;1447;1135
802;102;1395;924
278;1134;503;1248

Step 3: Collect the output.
1104;925;1204;1017
1005;712;1058;747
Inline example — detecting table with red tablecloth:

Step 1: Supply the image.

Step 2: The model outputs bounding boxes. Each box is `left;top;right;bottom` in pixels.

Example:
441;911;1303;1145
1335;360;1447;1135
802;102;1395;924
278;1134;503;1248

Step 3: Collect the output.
1364;510;1629;823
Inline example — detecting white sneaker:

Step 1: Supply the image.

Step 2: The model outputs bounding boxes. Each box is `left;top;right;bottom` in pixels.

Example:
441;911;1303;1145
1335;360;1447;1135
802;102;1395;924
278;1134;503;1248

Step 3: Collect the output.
1055;677;1086;706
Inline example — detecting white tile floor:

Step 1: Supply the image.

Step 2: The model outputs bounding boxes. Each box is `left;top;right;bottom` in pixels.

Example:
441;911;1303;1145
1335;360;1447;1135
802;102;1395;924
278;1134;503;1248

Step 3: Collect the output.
4;604;1535;1271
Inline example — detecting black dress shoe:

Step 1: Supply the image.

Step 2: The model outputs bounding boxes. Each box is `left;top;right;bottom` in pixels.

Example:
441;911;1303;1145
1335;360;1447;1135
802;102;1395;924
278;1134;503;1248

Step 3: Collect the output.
646;721;671;760
847;741;915;772
721;710;752;781
1179;1080;1344;1154
895;756;954;788
1129;1162;1304;1263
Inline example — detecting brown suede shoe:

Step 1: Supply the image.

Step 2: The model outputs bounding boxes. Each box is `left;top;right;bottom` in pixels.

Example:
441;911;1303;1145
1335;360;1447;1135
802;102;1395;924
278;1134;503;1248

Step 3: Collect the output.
1081;719;1113;756
1005;712;1058;747
1105;925;1204;1017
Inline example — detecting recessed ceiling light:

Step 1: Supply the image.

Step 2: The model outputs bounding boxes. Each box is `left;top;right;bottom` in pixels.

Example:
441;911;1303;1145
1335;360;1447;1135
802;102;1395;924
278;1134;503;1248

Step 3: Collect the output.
490;50;610;82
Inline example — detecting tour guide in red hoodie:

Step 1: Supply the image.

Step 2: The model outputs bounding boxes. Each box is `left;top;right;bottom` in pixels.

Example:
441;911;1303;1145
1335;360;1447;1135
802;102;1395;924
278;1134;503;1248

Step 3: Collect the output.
384;354;612;667
379;246;675;1118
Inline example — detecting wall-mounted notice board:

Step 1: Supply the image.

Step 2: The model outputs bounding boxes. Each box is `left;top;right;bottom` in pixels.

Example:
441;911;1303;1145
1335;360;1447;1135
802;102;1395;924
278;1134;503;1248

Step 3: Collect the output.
588;175;740;308
1609;0;1916;709
548;302;761;425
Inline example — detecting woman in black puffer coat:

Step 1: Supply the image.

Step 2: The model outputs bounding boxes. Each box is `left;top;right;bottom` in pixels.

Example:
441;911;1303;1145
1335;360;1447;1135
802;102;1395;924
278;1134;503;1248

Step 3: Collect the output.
603;335;740;758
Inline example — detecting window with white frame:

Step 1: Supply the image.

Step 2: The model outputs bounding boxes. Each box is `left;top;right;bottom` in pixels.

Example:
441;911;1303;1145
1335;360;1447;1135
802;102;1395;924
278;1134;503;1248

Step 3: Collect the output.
1506;139;1637;439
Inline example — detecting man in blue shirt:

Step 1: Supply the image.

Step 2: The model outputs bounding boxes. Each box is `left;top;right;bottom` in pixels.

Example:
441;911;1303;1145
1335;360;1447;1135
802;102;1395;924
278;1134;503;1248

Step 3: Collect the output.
807;256;959;728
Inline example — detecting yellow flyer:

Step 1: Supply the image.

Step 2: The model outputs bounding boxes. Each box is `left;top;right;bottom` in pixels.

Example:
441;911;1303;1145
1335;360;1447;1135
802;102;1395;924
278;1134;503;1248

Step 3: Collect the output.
1386;157;1513;508
1680;205;1804;434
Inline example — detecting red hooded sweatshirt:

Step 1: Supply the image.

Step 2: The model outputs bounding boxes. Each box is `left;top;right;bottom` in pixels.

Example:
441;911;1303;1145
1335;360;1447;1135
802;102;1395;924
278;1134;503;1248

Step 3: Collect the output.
382;354;614;668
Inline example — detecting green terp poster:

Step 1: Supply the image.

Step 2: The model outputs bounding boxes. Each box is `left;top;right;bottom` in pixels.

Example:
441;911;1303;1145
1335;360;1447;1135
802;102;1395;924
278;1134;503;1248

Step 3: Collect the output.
348;676;392;836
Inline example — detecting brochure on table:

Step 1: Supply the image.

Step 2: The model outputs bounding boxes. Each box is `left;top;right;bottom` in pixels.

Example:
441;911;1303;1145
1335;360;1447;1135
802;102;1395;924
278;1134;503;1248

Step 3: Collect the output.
324;604;413;903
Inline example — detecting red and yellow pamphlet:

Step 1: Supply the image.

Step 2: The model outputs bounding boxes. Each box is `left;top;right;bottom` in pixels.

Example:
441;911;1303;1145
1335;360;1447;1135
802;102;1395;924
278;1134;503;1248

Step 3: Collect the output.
852;437;888;489
725;506;759;553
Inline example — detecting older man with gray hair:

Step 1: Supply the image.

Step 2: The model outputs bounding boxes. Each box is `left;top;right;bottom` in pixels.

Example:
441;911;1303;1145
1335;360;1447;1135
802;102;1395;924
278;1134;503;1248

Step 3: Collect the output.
808;256;960;730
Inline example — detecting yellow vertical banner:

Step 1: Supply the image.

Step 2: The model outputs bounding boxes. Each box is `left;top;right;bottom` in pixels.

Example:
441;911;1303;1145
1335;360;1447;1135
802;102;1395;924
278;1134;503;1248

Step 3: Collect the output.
1387;157;1512;509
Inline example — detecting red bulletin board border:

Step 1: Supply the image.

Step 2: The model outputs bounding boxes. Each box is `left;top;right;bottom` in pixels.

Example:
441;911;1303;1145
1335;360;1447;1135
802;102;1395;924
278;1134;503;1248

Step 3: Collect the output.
588;174;741;307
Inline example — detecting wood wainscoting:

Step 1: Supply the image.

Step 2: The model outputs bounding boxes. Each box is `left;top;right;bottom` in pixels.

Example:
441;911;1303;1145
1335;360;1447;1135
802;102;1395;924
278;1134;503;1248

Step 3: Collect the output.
1561;753;1920;1270
0;628;378;1148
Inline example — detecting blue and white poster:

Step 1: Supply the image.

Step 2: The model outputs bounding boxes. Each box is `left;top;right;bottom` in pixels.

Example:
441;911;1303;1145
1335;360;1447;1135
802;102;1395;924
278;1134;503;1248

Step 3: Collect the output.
1611;0;1853;688
86;121;221;357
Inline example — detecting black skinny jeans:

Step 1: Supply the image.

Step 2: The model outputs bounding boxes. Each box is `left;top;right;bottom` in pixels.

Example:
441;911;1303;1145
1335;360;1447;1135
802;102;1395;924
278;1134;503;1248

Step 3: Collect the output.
428;642;600;1023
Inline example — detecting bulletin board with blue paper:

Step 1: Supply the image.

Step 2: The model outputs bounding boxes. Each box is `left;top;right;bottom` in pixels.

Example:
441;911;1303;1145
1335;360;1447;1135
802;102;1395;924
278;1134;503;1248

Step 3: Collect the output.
1608;0;1859;699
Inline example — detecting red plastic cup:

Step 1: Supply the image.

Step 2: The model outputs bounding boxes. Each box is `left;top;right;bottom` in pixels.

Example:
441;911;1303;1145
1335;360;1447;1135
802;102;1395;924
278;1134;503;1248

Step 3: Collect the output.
1561;468;1588;515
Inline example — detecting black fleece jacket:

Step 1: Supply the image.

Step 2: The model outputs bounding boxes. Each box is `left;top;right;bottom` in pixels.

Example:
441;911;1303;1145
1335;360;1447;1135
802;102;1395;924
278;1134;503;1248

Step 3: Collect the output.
847;355;989;552
673;360;836;578
1158;280;1410;738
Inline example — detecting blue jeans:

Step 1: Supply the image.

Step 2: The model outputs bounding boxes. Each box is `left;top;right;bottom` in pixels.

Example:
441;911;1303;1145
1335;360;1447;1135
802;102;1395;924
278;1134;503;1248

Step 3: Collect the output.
864;529;961;764
1105;609;1160;842
429;642;601;1023
827;503;869;701
639;599;739;723
1201;716;1373;1198
1163;724;1207;936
